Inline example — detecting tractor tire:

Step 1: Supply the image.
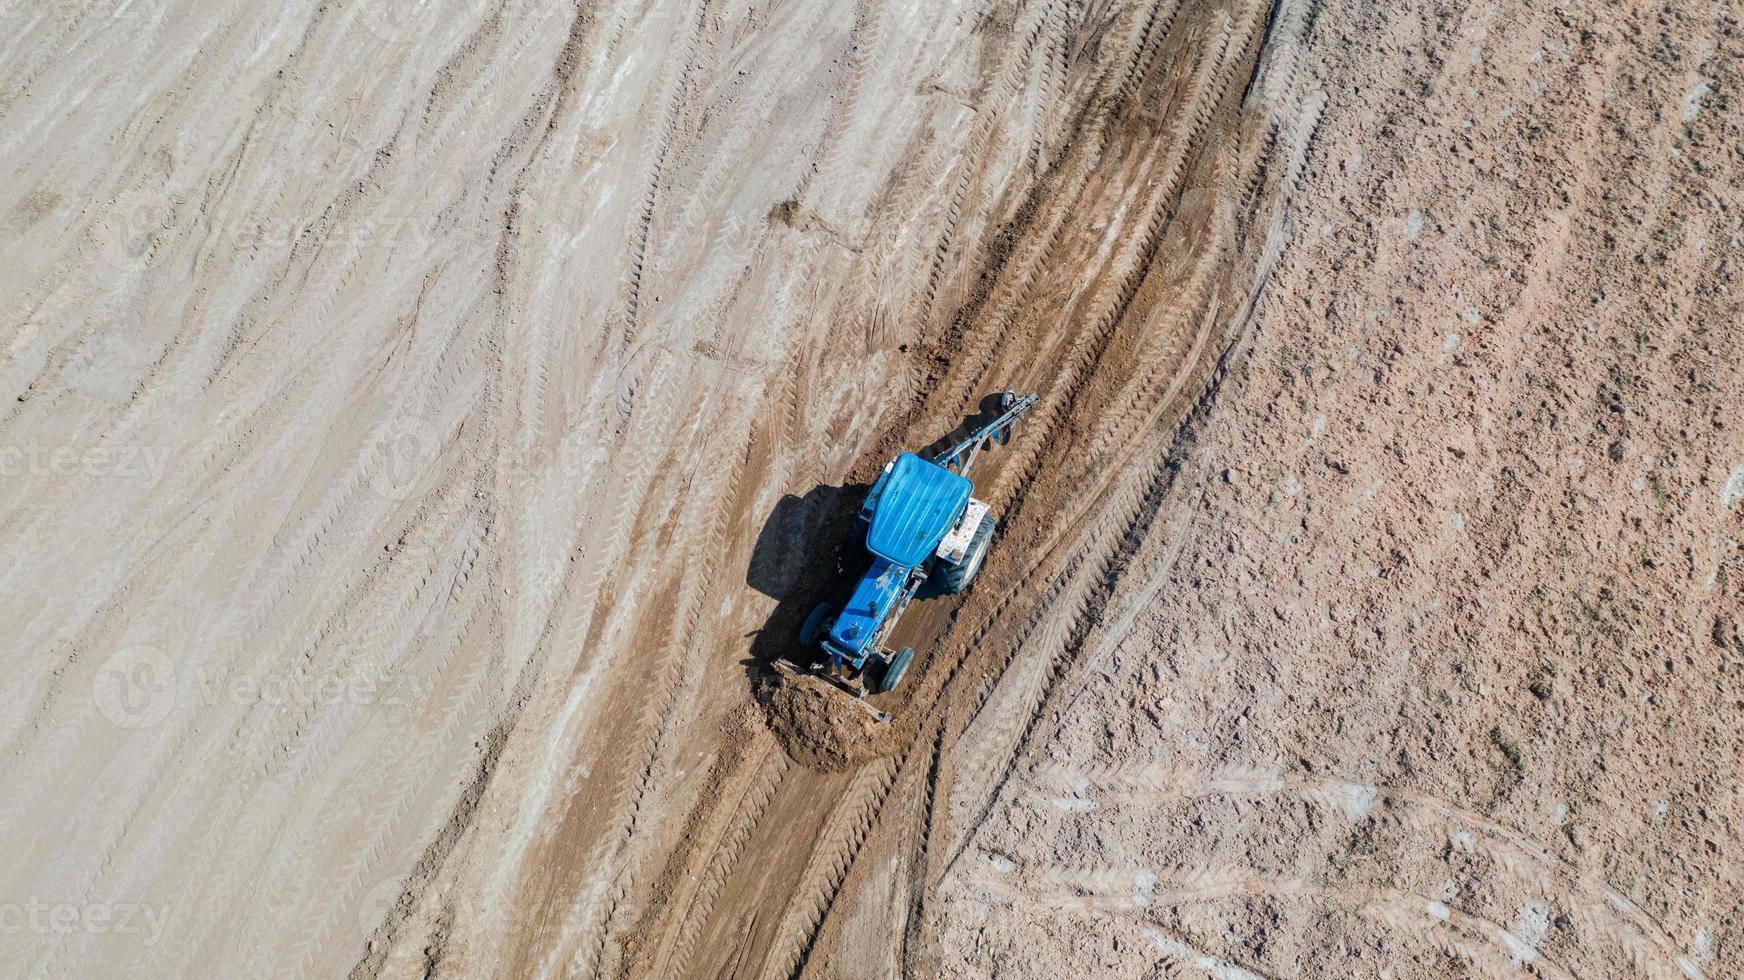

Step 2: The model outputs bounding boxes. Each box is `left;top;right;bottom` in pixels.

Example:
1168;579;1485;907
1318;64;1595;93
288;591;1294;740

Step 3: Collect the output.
935;513;994;594
878;647;914;693
800;603;833;647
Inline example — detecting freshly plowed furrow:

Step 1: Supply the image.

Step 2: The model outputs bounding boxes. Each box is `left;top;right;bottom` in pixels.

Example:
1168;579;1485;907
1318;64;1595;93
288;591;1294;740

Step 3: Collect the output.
655;746;790;979
916;0;1065;322
556;444;746;974
898;729;947;977
761;760;901;979
955;9;1239;514
782;725;936;980
590;420;766;971
923;97;1132;417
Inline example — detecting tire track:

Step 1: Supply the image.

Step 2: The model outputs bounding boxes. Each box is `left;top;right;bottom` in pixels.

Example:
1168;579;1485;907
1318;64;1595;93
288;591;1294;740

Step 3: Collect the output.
1019;761;1697;974
618;0;712;351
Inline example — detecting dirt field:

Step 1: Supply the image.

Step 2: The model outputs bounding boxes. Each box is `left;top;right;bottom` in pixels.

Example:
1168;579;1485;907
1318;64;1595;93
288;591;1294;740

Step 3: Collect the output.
2;0;1739;977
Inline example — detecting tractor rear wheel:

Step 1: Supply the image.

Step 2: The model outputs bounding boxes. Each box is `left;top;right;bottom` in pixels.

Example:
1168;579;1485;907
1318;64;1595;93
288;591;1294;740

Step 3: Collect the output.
935;513;994;594
878;647;914;693
800;603;833;646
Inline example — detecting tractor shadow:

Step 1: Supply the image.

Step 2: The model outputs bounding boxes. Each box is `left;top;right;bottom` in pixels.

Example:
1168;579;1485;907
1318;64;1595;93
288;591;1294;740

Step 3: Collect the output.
915;391;1010;459
742;482;870;682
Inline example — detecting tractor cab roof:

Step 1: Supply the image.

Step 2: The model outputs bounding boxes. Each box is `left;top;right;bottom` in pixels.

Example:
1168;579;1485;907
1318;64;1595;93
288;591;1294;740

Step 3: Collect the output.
864;452;972;568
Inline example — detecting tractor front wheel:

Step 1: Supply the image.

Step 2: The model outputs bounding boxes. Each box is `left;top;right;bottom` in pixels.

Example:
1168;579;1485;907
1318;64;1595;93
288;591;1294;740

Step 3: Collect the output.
800;603;833;647
878;648;914;693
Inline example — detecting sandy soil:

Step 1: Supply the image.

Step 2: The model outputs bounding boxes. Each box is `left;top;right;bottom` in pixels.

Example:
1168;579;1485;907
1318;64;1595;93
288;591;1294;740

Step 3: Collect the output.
0;0;1737;977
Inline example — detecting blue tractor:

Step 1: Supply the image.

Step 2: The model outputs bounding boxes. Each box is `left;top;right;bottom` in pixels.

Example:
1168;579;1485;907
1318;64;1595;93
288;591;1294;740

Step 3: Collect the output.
786;390;1038;708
